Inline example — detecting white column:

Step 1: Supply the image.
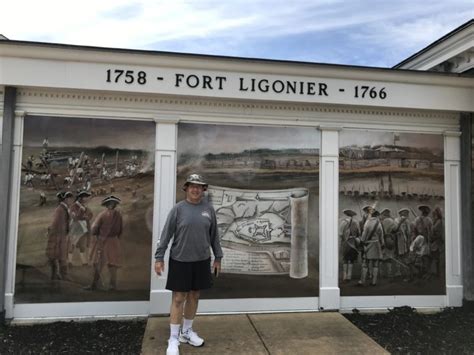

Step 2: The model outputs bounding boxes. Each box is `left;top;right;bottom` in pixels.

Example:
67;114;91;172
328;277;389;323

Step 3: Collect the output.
319;126;341;310
444;131;463;306
0;109;3;146
4;110;25;318
149;118;178;315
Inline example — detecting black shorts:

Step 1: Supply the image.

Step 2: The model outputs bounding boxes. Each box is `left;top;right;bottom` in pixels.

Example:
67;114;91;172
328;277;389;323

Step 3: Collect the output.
166;258;213;292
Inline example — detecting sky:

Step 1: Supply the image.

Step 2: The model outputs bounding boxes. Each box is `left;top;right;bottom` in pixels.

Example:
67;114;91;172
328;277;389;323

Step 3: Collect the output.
178;123;320;154
23;116;155;151
1;1;473;68
339;130;443;151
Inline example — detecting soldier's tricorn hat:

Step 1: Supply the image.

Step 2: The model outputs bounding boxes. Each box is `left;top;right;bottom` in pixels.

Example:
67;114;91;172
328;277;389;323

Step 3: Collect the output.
380;208;391;216
418;205;431;213
63;191;73;199
56;191;65;200
343;209;357;217
371;209;380;217
433;206;443;216
76;190;91;199
398;208;410;215
362;205;372;212
101;195;121;206
182;173;208;191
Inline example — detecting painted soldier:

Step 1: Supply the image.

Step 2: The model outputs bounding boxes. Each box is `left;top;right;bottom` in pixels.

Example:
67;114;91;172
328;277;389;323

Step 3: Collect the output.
42;137;49;154
413;205;433;243
26;155;34;171
84;195;123;291
24;172;34;187
394;208;412;278
413;205;433;278
68;190;93;266
39;191;47;206
46;191;73;280
431;206;444;278
359;205;372;232
408;234;429;281
357;204;372;279
339;209;360;282
358;208;384;286
380;208;397;280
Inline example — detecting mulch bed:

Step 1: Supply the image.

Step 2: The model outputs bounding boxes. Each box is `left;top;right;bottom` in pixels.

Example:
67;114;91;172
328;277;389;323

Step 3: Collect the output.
0;319;146;354
1;303;474;354
344;302;474;354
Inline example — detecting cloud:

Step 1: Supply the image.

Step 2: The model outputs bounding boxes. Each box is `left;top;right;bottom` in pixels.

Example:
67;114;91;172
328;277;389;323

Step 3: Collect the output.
1;0;473;67
178;123;320;155
100;3;144;20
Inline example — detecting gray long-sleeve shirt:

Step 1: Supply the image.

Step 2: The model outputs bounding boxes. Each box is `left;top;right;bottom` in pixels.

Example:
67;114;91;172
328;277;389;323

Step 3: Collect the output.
154;199;223;262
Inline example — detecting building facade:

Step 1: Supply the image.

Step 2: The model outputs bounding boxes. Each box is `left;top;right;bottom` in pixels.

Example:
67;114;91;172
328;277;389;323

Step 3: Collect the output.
1;21;473;320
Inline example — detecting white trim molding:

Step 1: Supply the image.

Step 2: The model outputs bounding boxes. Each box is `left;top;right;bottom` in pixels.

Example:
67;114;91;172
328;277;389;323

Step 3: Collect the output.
396;22;474;72
341;295;447;310
444;131;463;307
12;301;149;319
14;88;460;133
198;297;319;314
5;110;25;318
149;121;177;314
319;126;341;310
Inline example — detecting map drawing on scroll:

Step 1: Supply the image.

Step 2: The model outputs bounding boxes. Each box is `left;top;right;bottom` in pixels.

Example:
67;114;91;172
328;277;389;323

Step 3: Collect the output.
208;186;309;279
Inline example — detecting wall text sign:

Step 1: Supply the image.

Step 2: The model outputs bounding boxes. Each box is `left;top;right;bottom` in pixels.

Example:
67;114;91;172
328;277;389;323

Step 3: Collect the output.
105;68;388;100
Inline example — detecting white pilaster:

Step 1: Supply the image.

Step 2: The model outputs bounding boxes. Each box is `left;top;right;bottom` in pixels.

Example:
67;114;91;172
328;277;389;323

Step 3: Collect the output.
0;109;3;146
5;110;25;318
149;117;178;315
444;131;463;306
319;126;341;310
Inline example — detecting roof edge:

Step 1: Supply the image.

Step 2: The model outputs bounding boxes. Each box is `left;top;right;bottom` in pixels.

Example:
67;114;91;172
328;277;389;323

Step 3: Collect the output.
393;18;474;68
0;38;469;80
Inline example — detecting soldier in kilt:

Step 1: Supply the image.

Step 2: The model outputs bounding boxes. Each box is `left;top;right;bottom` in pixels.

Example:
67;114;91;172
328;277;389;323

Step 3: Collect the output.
339;209;360;282
358;208;384;286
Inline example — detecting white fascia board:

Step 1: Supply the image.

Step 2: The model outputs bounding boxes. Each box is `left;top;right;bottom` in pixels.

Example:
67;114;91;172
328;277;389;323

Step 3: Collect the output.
0;42;472;86
1;43;473;112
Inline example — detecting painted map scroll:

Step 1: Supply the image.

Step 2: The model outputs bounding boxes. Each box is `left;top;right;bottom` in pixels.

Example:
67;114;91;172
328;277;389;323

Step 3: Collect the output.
208;185;309;278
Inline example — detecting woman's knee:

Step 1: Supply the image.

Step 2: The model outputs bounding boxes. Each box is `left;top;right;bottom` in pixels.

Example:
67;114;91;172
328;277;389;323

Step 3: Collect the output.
188;290;200;301
172;292;187;305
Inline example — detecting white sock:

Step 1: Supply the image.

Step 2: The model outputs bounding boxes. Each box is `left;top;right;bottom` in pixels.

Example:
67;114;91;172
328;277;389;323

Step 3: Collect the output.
169;323;180;340
182;318;194;332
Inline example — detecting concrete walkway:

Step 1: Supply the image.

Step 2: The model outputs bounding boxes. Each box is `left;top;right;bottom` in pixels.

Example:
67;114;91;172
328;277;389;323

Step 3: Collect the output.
141;312;388;354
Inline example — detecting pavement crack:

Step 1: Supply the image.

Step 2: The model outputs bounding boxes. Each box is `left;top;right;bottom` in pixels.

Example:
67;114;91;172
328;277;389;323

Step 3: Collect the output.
246;314;271;355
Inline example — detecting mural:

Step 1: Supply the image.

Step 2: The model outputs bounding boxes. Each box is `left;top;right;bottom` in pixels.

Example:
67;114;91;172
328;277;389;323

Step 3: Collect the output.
16;116;155;303
339;130;445;296
177;123;320;298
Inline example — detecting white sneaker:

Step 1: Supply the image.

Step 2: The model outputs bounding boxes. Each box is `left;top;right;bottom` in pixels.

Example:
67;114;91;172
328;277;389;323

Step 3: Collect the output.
179;328;204;347
166;338;180;355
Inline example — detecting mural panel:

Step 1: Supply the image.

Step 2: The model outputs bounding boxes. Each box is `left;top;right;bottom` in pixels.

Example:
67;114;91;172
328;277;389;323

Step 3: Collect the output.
339;130;445;296
177;123;320;298
16;116;155;303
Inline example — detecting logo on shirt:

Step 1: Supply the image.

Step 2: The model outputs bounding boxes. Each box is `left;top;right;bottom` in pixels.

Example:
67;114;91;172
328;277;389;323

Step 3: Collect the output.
201;211;211;220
